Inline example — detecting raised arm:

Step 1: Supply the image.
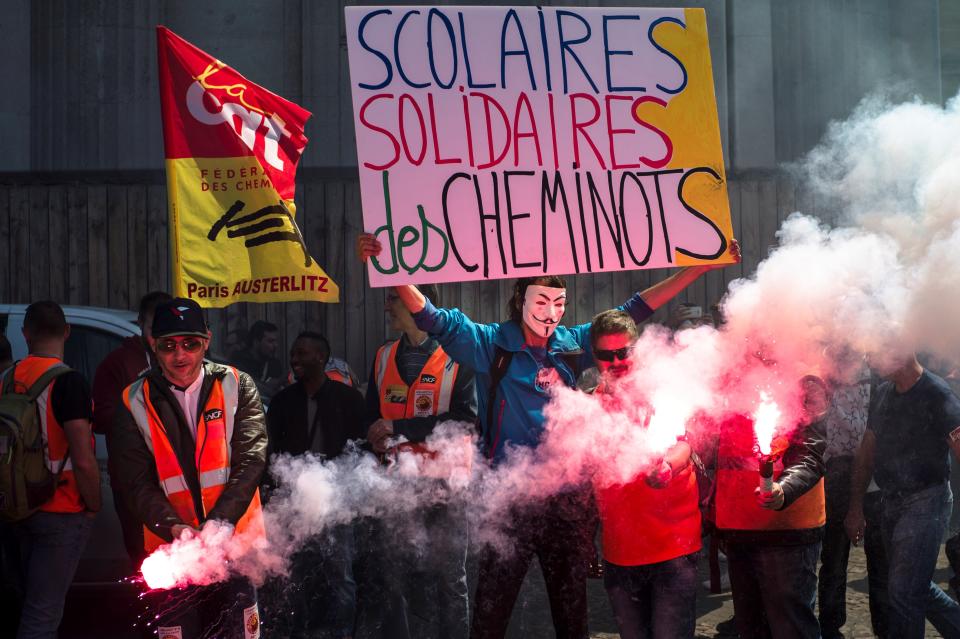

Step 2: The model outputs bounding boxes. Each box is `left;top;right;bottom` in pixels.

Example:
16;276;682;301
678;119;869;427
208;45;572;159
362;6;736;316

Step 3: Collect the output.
639;240;741;310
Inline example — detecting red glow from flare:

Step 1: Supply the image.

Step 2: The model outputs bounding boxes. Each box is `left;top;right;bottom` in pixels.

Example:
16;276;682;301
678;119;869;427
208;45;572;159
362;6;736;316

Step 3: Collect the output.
753;392;781;455
140;551;178;590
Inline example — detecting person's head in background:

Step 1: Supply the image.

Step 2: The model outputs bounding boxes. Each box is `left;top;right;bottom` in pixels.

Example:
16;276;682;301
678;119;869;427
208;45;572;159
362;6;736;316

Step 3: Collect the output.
224;327;248;355
247;321;280;360
137;291;173;348
387;284;439;335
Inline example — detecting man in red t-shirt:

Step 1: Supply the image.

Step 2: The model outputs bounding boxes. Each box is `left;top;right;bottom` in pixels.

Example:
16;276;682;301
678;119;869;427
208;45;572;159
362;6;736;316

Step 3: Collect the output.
589;309;702;639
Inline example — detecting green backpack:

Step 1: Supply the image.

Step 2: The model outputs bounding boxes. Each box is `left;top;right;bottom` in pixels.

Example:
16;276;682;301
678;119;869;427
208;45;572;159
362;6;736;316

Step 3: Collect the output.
0;362;73;522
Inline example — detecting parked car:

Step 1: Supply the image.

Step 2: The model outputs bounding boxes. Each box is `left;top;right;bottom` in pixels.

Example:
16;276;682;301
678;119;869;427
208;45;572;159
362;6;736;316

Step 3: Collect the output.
1;304;139;586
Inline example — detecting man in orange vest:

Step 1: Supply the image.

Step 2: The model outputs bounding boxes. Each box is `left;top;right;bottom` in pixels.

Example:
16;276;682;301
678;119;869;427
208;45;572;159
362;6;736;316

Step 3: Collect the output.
713;375;828;639
4;301;101;639
361;283;477;639
110;298;268;639
588;310;702;638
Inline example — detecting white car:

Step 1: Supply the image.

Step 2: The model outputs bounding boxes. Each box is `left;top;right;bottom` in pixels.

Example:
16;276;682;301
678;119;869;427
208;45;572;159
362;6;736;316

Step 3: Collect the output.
1;304;139;586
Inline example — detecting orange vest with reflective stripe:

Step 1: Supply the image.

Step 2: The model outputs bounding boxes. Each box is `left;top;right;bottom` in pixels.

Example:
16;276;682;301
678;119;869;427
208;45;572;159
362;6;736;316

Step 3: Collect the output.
3;356;89;513
122;367;265;552
375;340;459;420
715;414;825;531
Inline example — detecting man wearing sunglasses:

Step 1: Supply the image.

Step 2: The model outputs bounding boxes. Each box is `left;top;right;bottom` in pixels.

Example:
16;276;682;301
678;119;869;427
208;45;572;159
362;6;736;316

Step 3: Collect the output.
588;310;702;639
110;298;268;639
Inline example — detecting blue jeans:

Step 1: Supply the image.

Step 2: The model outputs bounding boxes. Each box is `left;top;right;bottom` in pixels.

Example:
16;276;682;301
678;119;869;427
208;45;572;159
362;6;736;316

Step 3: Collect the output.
603;553;699;639
726;540;822;639
882;482;960;639
14;510;95;639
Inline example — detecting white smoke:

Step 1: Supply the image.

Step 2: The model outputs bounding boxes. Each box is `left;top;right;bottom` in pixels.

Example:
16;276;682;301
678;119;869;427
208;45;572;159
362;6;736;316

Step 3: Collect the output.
143;92;960;590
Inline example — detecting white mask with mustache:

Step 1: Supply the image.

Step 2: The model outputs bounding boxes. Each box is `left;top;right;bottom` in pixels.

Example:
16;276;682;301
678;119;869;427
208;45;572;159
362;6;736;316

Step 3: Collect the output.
521;285;567;338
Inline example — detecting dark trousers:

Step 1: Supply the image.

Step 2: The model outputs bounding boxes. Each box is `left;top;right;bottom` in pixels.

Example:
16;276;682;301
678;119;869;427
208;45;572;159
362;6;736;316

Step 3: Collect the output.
818;455;853;637
144;577;258;639
863;491;890;638
470;496;594;639
356;504;469;639
14;511;95;639
285;525;357;639
727;540;822;639
882;482;960;639
603;553;699;639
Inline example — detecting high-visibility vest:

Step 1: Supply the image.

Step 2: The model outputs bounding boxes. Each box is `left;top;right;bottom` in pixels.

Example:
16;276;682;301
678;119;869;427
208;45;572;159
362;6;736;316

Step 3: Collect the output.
715;414;825;531
375;340;459;420
3;355;89;513
122;367;265;552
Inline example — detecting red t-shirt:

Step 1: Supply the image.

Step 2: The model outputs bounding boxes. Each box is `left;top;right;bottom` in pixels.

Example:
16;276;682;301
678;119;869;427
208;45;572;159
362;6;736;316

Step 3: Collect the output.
592;388;702;566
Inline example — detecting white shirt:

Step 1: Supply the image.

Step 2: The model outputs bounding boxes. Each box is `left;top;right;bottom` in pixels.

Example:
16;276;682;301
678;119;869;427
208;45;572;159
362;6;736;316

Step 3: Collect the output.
171;368;205;440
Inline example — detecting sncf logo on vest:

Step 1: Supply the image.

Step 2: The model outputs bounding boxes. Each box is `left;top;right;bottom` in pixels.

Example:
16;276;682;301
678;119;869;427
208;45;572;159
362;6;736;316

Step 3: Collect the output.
204;409;224;422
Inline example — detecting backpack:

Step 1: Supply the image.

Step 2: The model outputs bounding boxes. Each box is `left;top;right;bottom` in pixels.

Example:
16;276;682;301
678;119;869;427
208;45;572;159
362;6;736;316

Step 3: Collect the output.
0;362;73;522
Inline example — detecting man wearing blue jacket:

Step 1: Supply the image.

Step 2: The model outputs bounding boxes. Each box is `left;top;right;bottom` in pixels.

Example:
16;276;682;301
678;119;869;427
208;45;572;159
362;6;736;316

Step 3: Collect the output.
358;233;739;639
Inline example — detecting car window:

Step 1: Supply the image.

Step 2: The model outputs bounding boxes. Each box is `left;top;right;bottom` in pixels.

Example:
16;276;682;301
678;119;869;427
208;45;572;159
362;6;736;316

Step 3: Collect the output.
64;325;125;383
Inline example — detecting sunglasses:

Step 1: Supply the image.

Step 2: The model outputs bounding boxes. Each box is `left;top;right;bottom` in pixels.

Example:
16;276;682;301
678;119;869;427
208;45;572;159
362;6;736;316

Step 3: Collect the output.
594;347;632;362
156;337;206;354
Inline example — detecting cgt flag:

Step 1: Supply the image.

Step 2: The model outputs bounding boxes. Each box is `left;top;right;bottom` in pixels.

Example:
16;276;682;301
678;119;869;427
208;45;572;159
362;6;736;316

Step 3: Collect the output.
157;25;338;306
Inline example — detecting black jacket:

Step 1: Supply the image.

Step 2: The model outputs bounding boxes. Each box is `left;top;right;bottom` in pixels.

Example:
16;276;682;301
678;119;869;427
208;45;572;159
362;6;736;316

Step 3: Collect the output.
109;361;268;543
267;378;365;459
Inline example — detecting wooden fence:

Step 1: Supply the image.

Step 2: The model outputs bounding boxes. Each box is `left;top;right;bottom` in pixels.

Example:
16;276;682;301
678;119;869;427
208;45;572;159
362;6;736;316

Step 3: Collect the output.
0;169;820;379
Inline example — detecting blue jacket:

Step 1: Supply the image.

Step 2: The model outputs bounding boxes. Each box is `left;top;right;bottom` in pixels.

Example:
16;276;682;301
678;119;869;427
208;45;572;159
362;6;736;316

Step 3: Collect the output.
413;293;653;462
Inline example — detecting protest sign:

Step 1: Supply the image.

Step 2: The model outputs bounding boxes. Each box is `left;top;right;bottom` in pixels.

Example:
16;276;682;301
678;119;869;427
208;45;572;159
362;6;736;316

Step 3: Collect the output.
346;6;734;286
157;26;339;306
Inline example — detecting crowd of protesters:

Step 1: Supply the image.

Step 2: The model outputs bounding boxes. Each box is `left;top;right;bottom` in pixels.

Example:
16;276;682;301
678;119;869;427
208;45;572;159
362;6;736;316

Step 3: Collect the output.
4;232;960;639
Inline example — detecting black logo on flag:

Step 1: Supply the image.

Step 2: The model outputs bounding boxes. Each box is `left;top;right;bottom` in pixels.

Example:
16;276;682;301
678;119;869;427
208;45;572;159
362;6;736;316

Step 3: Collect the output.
209;199;312;267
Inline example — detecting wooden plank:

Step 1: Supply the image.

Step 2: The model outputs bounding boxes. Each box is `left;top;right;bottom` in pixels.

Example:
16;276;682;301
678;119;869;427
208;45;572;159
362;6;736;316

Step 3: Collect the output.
343;180;366;375
325;181;346;361
146;185;169;293
10;188;30;302
127;185;148;306
739;179;762;280
87;186;108;307
29;186;50;301
304;181;326;334
0;188;9;303
776;172;797;229
107;186;129;309
47;186;68;303
66;187;89;305
757;178;779;263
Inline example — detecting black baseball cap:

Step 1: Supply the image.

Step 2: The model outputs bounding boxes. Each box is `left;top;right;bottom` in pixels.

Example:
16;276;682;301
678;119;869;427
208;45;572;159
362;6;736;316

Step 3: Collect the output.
151;298;209;339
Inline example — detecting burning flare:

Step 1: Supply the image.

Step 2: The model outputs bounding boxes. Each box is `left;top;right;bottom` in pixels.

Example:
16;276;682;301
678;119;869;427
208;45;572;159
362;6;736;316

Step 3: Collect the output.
753;391;781;456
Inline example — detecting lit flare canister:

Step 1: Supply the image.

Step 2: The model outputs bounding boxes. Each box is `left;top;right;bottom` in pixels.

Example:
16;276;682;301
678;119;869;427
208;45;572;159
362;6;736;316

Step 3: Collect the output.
759;457;774;493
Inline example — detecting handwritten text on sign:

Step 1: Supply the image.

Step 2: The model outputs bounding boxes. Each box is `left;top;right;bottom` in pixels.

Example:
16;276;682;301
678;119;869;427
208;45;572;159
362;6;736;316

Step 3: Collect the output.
345;6;734;286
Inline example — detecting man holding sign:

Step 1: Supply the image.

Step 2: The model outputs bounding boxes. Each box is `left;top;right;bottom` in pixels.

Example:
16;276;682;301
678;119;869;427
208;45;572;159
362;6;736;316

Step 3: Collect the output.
359;234;739;637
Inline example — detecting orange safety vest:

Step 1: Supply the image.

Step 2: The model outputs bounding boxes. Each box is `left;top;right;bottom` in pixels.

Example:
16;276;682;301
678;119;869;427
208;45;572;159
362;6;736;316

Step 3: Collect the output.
714;414;825;531
375;340;459;420
2;355;90;513
122;367;265;552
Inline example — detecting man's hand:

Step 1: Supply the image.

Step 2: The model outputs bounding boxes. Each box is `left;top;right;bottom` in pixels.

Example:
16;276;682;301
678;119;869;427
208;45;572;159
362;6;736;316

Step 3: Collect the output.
170;524;199;541
367;419;395;454
357;233;382;263
645;460;673;488
755;482;785;510
844;507;866;546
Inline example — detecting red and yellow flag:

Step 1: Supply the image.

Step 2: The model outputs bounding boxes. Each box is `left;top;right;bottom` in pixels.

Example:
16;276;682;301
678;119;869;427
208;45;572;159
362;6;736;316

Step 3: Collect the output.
157;26;338;306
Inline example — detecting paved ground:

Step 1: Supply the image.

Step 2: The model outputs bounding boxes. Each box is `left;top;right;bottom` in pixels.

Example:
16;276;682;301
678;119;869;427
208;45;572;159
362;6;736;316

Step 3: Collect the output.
54;543;953;638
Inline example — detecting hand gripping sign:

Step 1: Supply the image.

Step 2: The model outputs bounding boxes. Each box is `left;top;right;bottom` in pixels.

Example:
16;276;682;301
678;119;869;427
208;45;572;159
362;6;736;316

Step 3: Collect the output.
345;6;735;286
157;26;338;306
